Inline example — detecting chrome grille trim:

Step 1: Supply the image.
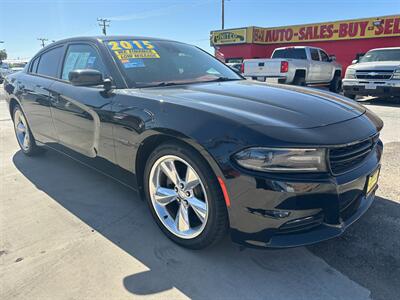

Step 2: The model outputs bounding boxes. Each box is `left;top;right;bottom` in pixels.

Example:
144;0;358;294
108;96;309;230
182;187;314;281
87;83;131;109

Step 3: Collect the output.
355;70;393;80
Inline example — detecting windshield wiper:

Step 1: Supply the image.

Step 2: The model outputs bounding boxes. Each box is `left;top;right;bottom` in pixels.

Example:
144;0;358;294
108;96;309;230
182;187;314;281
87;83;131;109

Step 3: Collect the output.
137;77;242;88
202;76;243;83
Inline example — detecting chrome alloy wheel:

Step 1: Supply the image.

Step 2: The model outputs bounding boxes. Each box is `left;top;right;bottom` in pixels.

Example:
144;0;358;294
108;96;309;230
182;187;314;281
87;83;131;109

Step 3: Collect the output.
14;109;31;151
149;155;209;239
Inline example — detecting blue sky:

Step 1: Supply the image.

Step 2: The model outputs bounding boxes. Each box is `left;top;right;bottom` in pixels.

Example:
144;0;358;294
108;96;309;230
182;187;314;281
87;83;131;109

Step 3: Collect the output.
0;0;399;59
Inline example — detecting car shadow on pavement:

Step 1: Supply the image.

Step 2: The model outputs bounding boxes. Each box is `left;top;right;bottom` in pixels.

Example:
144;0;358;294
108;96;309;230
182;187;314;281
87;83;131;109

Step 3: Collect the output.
12;148;398;300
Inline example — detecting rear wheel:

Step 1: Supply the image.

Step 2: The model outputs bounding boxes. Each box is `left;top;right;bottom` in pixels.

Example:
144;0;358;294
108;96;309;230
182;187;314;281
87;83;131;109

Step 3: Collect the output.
13;105;41;156
293;76;306;86
144;142;228;249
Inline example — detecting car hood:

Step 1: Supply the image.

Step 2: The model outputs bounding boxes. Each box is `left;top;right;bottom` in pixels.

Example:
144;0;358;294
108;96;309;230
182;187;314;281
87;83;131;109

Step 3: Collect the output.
351;61;400;71
132;80;366;129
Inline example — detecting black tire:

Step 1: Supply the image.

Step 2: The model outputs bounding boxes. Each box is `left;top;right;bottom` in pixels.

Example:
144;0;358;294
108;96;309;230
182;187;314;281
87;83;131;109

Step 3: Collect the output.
293;76;306;86
329;75;342;93
343;92;356;100
12;104;42;156
143;142;229;249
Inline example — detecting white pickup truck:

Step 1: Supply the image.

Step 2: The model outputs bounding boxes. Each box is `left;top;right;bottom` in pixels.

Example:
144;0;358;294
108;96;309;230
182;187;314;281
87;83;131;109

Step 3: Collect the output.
243;46;342;93
342;47;400;100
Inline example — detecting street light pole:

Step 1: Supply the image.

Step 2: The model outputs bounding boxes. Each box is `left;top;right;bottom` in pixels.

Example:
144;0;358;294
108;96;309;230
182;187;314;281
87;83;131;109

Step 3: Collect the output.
221;0;224;29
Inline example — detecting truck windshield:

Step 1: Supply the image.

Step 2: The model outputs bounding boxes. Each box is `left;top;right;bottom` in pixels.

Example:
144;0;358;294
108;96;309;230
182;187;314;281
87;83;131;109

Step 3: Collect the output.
359;49;400;62
272;49;307;60
105;39;242;88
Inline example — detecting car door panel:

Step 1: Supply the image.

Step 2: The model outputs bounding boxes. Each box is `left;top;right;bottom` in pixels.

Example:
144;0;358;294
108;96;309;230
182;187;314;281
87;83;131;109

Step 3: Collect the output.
50;82;115;161
49;42;116;162
319;50;333;82
308;48;322;83
19;74;58;143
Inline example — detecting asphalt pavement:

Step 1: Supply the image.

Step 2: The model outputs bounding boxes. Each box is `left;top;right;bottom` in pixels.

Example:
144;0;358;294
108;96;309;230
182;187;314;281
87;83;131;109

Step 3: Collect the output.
0;85;399;300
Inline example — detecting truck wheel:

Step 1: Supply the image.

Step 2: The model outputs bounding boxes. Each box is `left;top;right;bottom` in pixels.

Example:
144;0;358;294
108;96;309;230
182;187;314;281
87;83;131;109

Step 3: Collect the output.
343;92;356;100
293;76;305;86
329;75;342;93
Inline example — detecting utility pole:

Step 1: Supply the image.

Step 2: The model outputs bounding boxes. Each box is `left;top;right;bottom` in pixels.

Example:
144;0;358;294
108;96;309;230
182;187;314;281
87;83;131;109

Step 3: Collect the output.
97;18;110;36
221;0;224;29
37;38;48;48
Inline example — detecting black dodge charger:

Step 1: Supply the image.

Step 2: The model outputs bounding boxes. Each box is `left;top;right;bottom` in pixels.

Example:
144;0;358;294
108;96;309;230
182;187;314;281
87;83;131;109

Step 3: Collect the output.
4;36;383;249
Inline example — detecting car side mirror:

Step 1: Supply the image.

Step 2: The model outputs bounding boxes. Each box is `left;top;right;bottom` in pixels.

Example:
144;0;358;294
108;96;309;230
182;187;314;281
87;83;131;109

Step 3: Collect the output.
351;59;358;64
328;55;336;62
69;69;111;90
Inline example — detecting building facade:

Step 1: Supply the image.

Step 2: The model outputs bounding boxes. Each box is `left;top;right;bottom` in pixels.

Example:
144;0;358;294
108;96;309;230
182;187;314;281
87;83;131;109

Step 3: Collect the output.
211;15;400;72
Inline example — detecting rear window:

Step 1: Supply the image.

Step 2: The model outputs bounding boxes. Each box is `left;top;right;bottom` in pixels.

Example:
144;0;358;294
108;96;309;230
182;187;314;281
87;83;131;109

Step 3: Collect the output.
272;48;307;60
36;46;63;78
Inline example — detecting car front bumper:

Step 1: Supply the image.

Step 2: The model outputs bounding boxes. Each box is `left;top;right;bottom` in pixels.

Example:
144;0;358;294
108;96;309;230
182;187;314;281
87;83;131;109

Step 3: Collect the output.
224;140;383;248
342;79;400;97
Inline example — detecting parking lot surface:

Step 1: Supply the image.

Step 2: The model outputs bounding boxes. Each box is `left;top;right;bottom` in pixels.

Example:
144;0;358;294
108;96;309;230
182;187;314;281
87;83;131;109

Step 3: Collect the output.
0;86;399;300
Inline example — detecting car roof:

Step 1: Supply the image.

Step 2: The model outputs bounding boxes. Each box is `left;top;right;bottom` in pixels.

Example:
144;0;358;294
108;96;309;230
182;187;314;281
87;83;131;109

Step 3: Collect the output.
273;46;323;51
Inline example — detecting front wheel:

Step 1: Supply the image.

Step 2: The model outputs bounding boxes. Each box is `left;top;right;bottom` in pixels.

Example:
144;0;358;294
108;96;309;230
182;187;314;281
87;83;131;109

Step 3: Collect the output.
329;75;342;93
144;142;228;249
13;105;41;156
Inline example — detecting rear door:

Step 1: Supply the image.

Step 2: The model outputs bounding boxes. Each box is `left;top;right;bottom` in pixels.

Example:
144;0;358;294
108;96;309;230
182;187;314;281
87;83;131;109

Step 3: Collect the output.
49;42;115;161
319;49;334;82
20;46;64;143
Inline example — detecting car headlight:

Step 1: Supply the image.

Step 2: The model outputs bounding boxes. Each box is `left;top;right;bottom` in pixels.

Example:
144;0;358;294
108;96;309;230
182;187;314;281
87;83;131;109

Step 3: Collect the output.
233;148;327;173
345;68;356;79
392;69;400;80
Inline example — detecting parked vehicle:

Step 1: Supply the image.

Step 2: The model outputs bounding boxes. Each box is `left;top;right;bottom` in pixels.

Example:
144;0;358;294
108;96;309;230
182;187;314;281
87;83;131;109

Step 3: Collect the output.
343;47;400;100
0;63;10;84
5;36;383;249
243;46;342;93
226;62;243;73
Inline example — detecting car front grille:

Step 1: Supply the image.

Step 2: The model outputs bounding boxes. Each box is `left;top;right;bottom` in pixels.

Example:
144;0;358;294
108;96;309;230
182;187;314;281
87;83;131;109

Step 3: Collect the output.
355;70;393;80
328;135;378;175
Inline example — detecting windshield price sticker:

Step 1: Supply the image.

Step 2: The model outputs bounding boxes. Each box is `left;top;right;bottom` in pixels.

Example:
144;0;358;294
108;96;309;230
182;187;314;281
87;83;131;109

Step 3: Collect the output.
108;40;160;63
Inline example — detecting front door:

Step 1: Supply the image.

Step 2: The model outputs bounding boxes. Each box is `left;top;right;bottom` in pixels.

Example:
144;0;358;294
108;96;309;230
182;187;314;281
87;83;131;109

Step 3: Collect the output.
308;48;322;83
50;43;115;161
319;50;334;82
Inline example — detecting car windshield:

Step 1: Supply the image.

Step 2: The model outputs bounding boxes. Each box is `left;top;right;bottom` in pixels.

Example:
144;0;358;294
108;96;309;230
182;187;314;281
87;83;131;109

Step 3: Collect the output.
359;49;400;62
105;39;242;88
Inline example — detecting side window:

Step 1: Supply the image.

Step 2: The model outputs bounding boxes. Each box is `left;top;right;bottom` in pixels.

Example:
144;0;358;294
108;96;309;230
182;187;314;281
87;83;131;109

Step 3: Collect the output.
320;50;329;62
310;48;320;61
37;47;63;78
30;57;40;73
61;44;106;81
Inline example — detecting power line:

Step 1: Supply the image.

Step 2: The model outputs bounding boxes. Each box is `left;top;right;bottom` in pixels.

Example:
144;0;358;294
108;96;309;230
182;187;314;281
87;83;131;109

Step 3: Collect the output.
37;38;48;48
97;18;110;36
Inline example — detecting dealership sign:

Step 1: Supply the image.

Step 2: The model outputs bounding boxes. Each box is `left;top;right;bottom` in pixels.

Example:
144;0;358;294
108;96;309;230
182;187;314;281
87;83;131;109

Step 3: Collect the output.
211;15;400;45
210;28;248;45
